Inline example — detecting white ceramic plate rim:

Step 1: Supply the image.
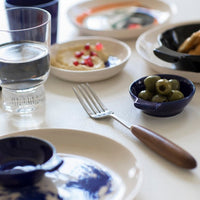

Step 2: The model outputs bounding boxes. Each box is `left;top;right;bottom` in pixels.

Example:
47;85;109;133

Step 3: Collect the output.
50;36;131;82
0;128;143;200
136;20;200;83
67;0;177;39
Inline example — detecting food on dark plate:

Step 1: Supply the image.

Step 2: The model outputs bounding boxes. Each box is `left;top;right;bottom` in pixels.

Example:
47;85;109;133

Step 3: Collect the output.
178;30;200;55
138;75;184;102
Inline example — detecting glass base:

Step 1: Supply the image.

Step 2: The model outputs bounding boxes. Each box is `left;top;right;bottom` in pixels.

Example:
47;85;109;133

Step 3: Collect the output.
9;111;45;128
2;85;45;114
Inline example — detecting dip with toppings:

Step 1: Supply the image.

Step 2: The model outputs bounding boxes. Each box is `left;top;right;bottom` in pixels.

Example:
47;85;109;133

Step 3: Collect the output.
51;42;115;71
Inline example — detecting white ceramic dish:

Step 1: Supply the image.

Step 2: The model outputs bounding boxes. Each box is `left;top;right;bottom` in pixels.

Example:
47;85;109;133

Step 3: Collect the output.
0;129;143;200
136;20;200;83
67;0;176;39
50;36;131;82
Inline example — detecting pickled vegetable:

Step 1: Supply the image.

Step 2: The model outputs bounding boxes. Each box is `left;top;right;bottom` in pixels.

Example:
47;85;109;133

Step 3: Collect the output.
169;79;180;90
168;90;184;101
137;75;184;102
156;79;172;95
138;90;153;101
152;94;168;102
144;75;161;92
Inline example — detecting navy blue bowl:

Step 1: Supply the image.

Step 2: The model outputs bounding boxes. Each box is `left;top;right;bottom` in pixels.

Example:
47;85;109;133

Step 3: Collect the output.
153;23;200;72
0;136;63;187
129;74;196;117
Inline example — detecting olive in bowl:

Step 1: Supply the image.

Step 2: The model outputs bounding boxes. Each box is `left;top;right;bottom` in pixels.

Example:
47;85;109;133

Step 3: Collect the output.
0;136;63;187
129;74;195;117
153;23;200;72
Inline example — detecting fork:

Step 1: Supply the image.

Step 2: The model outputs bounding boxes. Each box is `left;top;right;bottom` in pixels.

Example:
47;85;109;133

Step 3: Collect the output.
73;83;197;169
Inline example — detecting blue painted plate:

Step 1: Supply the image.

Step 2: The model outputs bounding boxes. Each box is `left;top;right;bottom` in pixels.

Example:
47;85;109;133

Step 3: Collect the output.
0;128;143;200
0;154;124;200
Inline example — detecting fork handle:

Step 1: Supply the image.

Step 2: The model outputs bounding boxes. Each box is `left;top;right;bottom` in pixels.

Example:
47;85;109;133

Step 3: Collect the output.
131;125;197;169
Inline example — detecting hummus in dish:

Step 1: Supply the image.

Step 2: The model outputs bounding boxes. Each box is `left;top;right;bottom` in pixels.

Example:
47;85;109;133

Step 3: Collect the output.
51;42;110;71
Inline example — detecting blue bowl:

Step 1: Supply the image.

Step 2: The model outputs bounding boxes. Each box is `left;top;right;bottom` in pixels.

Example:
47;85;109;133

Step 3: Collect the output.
0;136;63;187
129;74;196;117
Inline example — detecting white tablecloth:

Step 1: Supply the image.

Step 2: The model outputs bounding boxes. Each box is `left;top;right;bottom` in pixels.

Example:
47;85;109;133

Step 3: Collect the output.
0;0;200;199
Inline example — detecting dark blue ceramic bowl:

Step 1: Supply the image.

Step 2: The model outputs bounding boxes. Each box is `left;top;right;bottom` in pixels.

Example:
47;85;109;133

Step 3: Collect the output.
153;23;200;72
0;136;63;187
129;74;195;117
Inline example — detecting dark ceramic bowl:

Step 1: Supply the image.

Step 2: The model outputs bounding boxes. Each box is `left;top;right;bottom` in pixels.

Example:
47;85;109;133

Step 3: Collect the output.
129;74;195;117
153;23;200;72
0;136;63;187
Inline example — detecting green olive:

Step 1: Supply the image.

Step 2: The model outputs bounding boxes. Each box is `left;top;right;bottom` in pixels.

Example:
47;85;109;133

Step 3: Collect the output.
169;79;180;90
152;94;168;102
168;90;184;101
138;90;153;101
144;75;161;92
155;79;172;95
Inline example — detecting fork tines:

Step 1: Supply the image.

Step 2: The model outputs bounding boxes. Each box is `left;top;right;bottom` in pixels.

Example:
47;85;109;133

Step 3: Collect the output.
73;83;108;116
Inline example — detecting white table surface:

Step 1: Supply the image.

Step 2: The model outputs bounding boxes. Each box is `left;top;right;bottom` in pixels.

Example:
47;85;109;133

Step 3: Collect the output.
1;0;200;199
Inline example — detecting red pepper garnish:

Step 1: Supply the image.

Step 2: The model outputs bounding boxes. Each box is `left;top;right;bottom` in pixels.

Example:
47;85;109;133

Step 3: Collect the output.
90;51;97;56
75;51;84;58
84;43;90;50
128;24;141;29
95;42;103;51
84;57;94;67
73;61;79;66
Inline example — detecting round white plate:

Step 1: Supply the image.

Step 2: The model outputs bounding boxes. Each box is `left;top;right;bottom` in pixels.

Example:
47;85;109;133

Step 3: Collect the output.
0;129;143;200
136;20;200;83
50;36;131;82
67;0;176;39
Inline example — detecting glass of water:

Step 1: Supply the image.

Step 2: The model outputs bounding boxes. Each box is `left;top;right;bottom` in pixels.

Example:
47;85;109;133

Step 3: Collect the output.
0;7;51;116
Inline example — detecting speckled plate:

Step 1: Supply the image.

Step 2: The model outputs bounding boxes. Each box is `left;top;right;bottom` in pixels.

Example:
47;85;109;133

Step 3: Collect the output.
0;129;143;200
67;0;176;39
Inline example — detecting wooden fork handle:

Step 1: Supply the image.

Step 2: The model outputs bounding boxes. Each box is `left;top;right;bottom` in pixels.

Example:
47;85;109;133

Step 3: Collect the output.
131;125;197;169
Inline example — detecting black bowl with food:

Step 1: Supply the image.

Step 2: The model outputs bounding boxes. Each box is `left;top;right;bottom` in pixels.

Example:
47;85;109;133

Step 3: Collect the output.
129;74;195;117
153;23;200;72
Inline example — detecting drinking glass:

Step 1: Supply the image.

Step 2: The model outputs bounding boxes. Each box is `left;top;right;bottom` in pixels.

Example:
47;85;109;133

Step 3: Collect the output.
5;0;58;44
0;7;51;116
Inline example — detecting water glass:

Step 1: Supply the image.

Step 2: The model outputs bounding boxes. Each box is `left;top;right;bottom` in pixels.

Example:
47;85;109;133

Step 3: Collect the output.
5;0;58;44
0;7;51;116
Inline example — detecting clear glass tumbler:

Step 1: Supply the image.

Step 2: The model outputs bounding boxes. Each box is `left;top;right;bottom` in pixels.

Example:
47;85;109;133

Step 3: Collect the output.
0;7;51;114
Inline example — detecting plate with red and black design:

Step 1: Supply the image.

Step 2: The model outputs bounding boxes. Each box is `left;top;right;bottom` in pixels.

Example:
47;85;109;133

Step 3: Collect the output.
67;0;176;39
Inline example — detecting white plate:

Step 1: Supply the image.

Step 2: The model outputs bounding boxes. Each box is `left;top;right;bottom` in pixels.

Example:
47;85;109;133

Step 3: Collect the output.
50;36;131;82
0;128;143;200
136;20;200;83
67;0;176;39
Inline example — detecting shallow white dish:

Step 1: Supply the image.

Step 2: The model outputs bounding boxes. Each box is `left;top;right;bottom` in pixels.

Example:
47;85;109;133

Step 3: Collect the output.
67;0;176;39
0;128;143;200
136;20;200;83
50;36;131;82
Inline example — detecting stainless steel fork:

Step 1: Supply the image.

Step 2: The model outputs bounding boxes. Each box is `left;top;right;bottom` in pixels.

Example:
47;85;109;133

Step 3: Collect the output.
73;83;197;169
